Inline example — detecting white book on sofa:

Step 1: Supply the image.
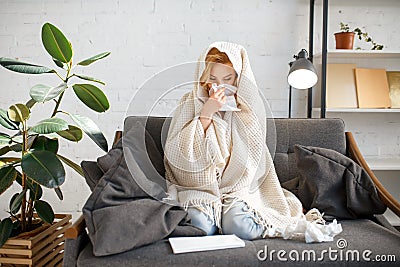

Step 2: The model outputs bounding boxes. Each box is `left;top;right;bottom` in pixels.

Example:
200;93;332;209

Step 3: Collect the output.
169;234;245;254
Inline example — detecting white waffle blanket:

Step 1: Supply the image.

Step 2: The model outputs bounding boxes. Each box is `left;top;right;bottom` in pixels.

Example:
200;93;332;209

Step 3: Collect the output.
163;41;342;243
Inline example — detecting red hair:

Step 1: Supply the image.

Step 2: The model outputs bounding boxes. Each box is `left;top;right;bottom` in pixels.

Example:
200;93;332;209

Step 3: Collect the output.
199;48;236;91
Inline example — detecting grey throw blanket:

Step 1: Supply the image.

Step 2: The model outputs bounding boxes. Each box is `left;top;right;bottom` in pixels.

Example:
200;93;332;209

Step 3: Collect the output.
282;144;386;220
83;123;205;256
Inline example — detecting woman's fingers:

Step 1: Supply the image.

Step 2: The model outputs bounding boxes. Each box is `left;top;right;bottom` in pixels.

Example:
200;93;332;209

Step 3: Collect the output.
213;87;225;97
215;94;225;104
221;95;226;103
215;89;226;101
206;88;226;111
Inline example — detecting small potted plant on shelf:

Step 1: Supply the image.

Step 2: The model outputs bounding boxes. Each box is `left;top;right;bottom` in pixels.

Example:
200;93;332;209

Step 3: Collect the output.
334;22;384;50
0;22;110;266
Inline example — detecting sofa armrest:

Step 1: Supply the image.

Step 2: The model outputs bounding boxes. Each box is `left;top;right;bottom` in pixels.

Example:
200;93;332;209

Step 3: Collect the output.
65;215;86;239
114;130;122;145
346;132;400;218
64;215;89;266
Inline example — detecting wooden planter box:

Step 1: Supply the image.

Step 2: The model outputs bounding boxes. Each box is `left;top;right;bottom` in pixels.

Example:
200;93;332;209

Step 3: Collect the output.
0;213;72;267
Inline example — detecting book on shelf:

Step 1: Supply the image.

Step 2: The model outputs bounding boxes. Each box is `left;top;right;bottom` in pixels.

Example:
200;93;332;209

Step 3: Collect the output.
354;68;391;108
168;234;245;254
326;63;358;108
387;71;400;108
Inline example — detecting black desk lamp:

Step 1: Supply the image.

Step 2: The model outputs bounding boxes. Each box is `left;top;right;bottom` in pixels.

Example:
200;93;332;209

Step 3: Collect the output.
287;49;318;118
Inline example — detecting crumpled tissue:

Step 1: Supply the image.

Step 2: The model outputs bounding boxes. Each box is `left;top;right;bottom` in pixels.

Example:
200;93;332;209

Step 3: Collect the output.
209;83;241;111
282;218;343;243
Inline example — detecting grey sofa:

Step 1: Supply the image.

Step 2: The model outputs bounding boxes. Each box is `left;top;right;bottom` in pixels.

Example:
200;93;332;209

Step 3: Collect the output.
63;116;400;266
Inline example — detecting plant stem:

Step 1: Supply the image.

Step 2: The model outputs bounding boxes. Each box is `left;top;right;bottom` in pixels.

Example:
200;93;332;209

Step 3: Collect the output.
51;92;65;117
65;61;72;82
51;63;71;117
21;121;28;232
58;110;70;116
27;198;33;227
53;70;65;82
21;174;27;231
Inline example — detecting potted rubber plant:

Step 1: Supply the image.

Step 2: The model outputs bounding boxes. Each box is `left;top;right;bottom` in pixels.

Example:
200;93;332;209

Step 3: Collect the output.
334;22;384;50
0;22;110;265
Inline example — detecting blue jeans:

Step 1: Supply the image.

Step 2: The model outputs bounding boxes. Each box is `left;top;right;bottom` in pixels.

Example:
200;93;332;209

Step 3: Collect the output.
187;198;264;240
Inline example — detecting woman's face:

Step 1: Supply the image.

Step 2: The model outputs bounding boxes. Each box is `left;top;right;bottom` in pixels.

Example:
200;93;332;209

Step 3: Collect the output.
209;63;236;86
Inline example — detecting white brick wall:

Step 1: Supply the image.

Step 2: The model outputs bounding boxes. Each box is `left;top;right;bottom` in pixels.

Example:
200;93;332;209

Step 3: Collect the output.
0;0;399;220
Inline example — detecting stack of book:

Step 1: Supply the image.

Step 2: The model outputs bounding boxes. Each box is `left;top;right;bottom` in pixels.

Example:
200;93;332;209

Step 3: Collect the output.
326;63;400;109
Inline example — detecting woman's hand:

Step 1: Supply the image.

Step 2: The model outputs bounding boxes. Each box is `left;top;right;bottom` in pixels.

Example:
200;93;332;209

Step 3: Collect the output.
201;87;226;118
199;87;226;132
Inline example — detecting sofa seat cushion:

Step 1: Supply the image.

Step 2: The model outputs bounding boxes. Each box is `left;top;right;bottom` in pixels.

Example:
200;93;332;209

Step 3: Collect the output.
77;219;400;267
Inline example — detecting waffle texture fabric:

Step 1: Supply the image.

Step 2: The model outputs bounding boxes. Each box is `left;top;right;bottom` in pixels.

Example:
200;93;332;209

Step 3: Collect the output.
163;41;342;243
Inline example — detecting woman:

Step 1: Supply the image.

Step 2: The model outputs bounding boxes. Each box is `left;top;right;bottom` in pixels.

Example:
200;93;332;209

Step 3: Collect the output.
163;42;341;242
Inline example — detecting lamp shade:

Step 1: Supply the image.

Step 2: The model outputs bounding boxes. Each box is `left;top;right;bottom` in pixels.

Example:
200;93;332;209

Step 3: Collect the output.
287;49;318;89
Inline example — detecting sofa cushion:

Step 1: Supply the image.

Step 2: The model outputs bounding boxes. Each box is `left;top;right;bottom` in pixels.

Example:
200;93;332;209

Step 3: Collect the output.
97;140;123;173
80;140;124;192
121;117;346;185
81;118;166;191
267;118;346;184
82;120;205;256
77;219;400;267
252;219;400;266
289;144;386;220
123;117;346;185
81;161;104;191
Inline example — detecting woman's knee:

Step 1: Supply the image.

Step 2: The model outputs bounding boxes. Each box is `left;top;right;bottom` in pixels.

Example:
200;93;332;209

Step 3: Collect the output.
222;201;264;240
222;215;258;240
187;207;217;236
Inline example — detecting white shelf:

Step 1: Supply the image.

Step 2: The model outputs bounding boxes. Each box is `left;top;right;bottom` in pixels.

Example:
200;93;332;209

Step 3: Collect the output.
365;158;400;171
312;108;400;113
314;49;400;59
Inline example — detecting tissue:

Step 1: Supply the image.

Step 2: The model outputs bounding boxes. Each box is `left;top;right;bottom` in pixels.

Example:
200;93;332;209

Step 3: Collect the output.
209;83;241;111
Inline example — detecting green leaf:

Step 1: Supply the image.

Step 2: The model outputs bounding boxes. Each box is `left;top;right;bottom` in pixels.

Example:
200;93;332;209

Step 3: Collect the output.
72;84;110;112
34;200;54;224
9;193;21;214
21;150;65;188
57;154;84;177
30;136;59;153
10;190;26;215
73;74;105;85
56;125;83;142
53;58;66;69
0;165;17;194
0;157;21;165
77;52;110;66
0;133;11;145
69;114;108;152
8;104;30;122
0;108;19;130
10;143;22;152
31;117;68;134
0;57;53;74
0;146;11;156
0;218;13;248
10;193;18;211
30;83;67;103
41;22;72;63
25;135;38;151
54;187;63;200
